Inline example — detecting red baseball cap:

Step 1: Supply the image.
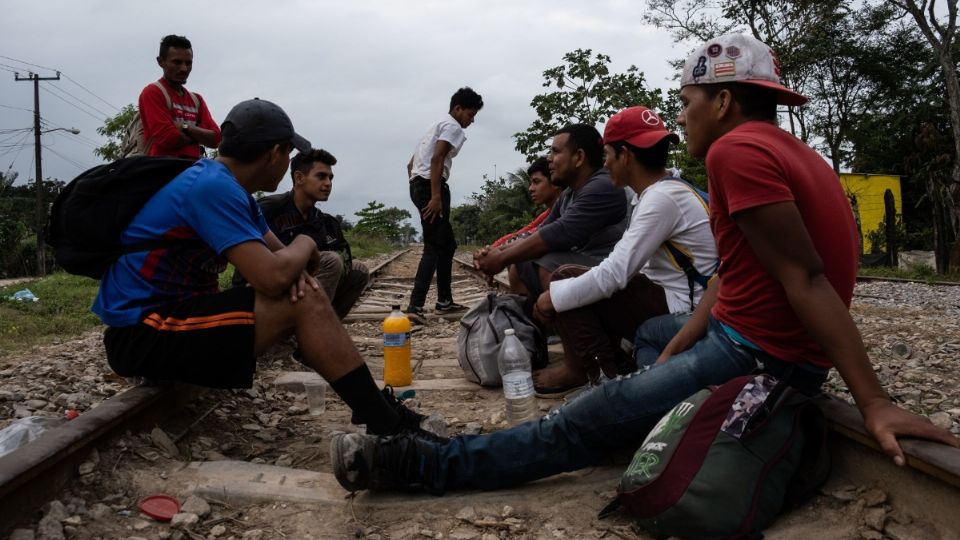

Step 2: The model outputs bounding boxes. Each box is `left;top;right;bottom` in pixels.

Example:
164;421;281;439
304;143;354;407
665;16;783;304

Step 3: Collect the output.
602;106;680;148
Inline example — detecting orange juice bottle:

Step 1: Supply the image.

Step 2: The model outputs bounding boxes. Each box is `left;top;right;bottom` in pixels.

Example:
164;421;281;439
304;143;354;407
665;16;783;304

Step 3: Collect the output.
383;305;412;387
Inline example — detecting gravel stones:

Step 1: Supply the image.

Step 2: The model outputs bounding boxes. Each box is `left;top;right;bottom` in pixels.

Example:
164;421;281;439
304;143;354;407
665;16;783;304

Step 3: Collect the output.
179;495;210;517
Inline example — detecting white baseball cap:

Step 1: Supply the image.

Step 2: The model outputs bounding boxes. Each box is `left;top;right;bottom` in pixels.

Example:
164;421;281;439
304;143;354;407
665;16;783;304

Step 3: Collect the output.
680;34;807;107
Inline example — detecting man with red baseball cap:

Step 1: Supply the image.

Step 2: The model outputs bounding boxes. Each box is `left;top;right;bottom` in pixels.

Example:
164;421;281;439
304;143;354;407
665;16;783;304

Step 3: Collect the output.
531;106;718;396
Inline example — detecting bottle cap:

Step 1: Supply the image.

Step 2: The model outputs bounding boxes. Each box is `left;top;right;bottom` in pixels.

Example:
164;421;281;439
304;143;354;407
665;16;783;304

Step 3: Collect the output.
392;304;401;310
504;329;515;336
138;495;180;521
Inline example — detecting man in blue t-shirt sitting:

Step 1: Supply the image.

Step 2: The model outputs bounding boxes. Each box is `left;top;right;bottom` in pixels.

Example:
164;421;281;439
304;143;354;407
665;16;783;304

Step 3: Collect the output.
92;98;429;438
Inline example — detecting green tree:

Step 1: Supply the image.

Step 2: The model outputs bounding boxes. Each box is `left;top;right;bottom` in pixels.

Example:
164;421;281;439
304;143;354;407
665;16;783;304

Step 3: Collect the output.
513;49;668;159
353;201;415;243
888;0;960;271
0;176;64;276
451;168;541;246
94;104;136;161
846;12;943;252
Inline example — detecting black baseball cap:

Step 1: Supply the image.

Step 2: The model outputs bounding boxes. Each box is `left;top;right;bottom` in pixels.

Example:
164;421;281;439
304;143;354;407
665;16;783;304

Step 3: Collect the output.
220;98;312;153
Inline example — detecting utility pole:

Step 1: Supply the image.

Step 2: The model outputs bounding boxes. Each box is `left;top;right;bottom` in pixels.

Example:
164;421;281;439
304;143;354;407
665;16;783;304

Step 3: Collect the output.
15;71;61;276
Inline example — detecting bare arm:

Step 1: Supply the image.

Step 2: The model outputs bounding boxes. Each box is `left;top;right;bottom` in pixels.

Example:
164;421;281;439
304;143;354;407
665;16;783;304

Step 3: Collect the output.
735;201;959;464
656;275;719;363
407;155;414;179
183;124;220;148
225;235;317;297
421;140;453;223
474;231;550;276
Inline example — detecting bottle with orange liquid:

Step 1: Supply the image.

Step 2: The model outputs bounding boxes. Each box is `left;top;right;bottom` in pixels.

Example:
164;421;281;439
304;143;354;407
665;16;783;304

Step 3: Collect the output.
383;305;413;387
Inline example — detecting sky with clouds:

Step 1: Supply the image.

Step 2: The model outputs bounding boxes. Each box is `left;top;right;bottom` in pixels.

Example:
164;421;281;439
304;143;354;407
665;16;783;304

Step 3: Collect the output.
0;0;699;227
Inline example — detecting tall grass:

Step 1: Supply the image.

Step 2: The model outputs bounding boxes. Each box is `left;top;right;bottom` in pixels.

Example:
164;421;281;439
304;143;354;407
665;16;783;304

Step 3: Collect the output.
859;265;960;283
0;273;102;357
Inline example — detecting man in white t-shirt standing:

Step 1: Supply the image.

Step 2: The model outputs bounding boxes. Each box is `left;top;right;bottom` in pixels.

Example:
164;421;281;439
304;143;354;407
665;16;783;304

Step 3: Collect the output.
533;106;718;395
406;87;484;317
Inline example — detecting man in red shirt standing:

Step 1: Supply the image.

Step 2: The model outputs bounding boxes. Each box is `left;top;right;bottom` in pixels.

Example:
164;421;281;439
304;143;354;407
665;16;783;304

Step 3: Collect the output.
139;35;221;158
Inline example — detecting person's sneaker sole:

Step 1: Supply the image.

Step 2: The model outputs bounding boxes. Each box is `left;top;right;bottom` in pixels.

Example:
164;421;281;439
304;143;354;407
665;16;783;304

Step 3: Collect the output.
330;432;373;492
434;302;467;313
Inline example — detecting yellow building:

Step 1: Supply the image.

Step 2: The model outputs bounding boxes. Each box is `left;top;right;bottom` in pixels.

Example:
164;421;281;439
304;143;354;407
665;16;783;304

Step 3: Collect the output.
839;173;902;253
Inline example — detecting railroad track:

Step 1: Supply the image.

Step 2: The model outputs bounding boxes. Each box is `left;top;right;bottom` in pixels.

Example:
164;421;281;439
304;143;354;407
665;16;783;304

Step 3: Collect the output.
1;248;959;538
857;274;960;287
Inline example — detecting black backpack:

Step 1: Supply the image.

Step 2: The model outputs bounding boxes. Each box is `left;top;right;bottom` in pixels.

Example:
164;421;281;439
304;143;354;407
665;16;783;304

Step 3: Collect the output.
45;156;197;279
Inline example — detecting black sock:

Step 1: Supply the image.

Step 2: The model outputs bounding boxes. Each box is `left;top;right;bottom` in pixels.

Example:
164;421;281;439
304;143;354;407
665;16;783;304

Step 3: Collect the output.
329;364;401;435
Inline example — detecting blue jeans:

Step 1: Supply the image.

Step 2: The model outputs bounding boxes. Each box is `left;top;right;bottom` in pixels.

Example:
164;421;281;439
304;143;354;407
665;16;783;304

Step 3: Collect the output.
426;314;758;491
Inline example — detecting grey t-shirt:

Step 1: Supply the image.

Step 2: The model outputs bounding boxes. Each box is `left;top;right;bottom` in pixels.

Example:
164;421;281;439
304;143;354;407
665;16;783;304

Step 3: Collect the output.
537;167;628;258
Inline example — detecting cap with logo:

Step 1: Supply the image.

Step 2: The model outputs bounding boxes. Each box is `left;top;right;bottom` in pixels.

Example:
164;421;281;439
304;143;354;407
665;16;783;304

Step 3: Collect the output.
680;33;807;106
603;106;680;148
220;98;312;153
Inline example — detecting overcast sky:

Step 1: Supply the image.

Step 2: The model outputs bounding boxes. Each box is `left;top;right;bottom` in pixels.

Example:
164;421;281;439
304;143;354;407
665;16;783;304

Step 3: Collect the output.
0;0;694;227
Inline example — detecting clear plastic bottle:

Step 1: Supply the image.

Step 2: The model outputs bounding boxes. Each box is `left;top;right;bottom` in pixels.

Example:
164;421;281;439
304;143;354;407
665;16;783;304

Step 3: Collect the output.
497;329;538;424
383;305;413;387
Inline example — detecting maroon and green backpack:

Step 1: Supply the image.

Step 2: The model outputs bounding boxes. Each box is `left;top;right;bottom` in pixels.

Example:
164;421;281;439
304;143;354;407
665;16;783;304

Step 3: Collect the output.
600;373;830;539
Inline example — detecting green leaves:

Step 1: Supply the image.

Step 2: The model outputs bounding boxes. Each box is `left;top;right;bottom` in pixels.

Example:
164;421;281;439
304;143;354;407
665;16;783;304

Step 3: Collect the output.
513;49;667;159
353;201;416;243
93;104;137;162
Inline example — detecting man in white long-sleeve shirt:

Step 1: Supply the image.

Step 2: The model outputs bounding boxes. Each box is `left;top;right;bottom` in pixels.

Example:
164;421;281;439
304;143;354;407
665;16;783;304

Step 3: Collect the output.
533;106;718;395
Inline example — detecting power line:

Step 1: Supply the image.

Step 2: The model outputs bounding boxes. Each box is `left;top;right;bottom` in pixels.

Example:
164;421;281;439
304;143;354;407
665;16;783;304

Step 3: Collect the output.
61;73;119;112
39;86;104;122
47;81;113;118
42;145;89;171
0;55;57;73
42;84;107;120
0;104;34;113
1;55;119;112
39;119;101;148
0;131;31;161
0;130;32;145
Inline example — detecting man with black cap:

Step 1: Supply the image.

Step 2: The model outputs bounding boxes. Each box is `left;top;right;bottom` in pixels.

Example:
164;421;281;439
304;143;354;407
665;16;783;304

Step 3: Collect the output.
330;34;957;499
93;98;431;438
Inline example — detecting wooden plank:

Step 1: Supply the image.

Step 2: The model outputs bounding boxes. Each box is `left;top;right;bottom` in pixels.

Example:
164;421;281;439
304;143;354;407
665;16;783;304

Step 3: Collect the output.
273;372;482;392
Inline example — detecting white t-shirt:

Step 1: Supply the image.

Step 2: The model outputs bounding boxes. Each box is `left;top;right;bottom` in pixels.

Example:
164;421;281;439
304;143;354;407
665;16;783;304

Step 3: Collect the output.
410;114;467;181
550;178;717;314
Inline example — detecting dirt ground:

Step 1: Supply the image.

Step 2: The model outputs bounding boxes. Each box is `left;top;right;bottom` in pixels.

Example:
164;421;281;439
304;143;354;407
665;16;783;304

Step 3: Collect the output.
2;250;958;539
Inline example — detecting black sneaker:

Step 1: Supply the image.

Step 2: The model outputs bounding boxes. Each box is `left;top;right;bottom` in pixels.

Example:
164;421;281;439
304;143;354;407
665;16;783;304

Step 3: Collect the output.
350;384;426;431
405;305;425;317
434;300;467;313
330;431;441;493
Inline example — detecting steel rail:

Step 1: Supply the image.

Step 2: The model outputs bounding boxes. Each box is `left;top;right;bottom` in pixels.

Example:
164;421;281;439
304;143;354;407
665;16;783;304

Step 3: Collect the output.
0;248;414;534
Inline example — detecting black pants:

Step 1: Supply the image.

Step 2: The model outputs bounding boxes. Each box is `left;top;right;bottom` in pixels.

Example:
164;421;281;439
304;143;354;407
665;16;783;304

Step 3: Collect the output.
409;176;457;308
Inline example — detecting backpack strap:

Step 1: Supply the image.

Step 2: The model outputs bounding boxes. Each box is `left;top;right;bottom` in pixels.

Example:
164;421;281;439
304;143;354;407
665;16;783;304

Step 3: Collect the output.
151;81;174;109
658;177;718;310
142;81;175;155
663;240;712;310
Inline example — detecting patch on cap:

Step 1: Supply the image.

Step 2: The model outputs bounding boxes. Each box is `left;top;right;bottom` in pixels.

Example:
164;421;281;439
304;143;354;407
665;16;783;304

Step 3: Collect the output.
714;62;736;78
680;33;807;106
692;56;708;80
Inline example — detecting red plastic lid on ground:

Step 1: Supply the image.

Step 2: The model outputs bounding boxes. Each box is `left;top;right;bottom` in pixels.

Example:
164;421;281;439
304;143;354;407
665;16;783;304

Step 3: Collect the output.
138;495;180;521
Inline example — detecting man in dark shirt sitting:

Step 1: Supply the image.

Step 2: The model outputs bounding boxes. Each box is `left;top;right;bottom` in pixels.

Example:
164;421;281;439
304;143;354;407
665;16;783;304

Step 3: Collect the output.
474;124;628;299
233;149;368;319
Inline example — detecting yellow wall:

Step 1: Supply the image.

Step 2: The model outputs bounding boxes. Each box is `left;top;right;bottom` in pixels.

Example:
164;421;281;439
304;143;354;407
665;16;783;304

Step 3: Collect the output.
839;173;902;252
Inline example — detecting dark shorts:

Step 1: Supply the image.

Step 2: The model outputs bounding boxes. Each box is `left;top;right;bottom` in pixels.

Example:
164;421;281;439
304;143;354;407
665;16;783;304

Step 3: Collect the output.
515;251;602;298
103;287;257;389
